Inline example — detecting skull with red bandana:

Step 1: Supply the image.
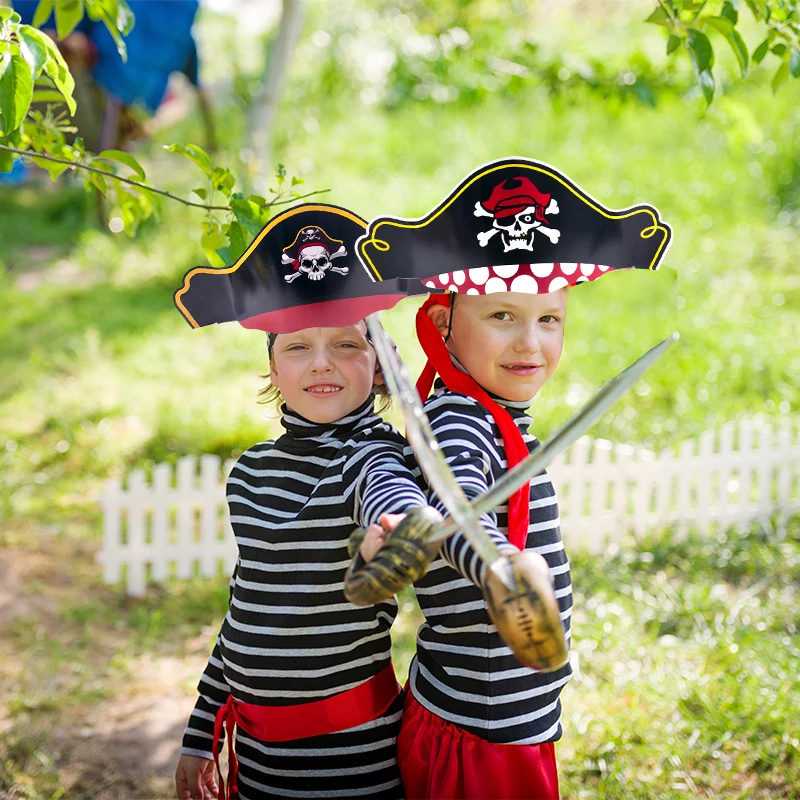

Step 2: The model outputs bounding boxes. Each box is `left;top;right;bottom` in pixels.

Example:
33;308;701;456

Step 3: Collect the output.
474;177;561;252
281;226;349;283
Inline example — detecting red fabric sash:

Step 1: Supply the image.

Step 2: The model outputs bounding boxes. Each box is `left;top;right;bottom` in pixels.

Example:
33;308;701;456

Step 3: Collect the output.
212;663;400;799
415;294;530;550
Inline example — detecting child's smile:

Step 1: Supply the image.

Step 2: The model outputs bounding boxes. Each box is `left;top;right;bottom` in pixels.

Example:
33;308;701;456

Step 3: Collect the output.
428;290;567;403
269;323;383;423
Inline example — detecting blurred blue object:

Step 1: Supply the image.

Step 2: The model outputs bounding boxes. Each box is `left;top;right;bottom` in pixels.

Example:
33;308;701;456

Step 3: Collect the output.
12;0;199;113
0;158;30;186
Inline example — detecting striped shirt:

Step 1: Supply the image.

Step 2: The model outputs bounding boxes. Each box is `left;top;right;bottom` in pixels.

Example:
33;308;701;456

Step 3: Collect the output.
181;397;427;799
406;384;573;745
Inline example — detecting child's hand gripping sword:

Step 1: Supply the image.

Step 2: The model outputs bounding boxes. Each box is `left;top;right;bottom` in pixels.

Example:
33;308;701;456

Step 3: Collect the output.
344;316;678;671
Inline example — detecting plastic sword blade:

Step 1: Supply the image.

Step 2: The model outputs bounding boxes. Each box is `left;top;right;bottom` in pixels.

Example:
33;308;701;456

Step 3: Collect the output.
365;314;514;589
426;332;680;542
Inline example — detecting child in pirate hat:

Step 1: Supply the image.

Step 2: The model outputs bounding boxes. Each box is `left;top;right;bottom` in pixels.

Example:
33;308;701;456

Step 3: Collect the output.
356;158;672;799
173;203;443;800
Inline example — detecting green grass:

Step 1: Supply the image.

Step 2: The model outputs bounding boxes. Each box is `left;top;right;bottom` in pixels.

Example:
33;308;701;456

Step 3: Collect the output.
1;517;797;798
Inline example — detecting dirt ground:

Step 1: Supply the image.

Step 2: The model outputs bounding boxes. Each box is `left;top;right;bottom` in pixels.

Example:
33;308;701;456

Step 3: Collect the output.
0;529;212;800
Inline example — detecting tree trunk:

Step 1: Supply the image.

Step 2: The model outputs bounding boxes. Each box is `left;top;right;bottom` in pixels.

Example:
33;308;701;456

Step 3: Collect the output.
246;0;304;196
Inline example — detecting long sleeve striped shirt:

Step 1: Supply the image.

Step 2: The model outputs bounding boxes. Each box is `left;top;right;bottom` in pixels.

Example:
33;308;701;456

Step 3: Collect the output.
181;397;427;799
405;384;573;745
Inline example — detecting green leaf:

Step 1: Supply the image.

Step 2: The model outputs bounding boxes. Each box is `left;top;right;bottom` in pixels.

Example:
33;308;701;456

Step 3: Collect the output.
164;142;212;177
227;220;248;261
54;0;85;41
687;28;714;73
95;148;145;180
0;147;13;172
666;34;682;55
752;38;770;63
40;33;76;113
117;0;134;35
291;175;304;186
697;68;715;104
31;153;70;180
0;8;15;22
211;166;235;195
771;58;790;93
17;27;49;78
702;17;748;76
721;1;737;24
85;0;130;61
644;6;671;27
192;187;207;199
32;0;54;28
84;168;108;195
0;51;34;133
31;88;66;103
231;197;268;238
771;43;787;57
790;51;800;79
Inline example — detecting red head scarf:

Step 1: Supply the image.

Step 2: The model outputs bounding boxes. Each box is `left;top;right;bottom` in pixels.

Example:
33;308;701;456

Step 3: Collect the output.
415;294;530;549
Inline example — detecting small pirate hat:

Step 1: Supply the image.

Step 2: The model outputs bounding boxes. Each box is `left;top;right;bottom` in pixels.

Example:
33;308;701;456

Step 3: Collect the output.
174;203;430;333
357;157;672;295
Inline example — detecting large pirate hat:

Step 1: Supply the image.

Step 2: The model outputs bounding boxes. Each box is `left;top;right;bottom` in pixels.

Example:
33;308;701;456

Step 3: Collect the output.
357;157;672;294
174;203;430;333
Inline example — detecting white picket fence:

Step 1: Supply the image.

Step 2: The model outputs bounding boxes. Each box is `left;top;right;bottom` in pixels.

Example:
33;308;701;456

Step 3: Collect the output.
98;420;800;596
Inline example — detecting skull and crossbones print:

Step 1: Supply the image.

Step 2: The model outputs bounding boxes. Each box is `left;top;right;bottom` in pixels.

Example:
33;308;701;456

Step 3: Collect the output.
474;176;561;252
282;227;349;283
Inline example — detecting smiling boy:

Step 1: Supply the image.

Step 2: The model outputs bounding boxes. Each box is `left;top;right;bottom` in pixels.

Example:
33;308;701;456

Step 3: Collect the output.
390;287;572;800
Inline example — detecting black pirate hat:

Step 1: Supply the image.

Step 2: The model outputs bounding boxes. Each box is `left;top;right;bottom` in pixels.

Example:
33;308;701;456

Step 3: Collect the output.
356;157;672;295
174;203;430;333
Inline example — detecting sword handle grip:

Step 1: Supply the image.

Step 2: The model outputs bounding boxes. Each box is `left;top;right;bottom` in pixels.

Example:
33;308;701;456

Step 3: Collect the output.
483;550;569;672
344;507;444;606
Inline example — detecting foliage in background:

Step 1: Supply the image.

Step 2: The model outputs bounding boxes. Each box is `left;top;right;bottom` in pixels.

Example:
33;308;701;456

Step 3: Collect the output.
0;2;317;264
647;0;800;103
265;0;800;114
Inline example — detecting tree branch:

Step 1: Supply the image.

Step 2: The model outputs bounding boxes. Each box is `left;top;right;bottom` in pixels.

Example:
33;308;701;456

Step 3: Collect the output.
0;144;231;210
0;144;330;210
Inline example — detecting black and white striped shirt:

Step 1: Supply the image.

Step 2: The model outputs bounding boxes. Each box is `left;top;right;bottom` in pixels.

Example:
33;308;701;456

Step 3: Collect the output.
181;397;427;799
406;384;573;745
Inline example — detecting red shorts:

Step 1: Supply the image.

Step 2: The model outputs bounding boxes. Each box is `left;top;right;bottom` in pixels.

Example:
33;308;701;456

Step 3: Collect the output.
397;689;560;800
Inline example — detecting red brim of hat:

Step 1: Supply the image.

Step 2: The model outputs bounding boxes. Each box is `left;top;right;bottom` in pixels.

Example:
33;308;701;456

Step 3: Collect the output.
423;263;611;294
238;293;407;333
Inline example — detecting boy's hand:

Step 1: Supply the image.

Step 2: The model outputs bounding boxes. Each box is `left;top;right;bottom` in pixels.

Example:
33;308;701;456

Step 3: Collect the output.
344;506;444;605
359;513;410;562
482;550;569;673
175;754;218;800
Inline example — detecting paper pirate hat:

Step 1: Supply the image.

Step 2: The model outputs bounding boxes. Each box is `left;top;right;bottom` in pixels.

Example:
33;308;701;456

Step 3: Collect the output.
356;157;672;294
174;203;431;333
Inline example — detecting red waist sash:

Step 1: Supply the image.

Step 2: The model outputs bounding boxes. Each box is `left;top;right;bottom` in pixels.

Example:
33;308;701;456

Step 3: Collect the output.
212;663;400;799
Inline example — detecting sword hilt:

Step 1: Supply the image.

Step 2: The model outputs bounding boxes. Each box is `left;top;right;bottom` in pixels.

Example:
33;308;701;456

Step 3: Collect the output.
343;507;445;606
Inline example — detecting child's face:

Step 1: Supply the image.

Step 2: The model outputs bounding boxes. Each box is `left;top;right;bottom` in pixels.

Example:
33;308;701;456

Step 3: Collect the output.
428;290;566;402
269;323;383;423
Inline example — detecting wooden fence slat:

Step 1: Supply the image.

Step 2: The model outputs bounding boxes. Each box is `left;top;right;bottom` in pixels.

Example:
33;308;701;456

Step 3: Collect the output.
175;456;197;579
718;422;736;529
776;425;793;512
99;476;123;585
737;421;754;523
126;470;148;597
199;455;222;578
756;426;774;516
695;431;715;530
150;463;172;582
